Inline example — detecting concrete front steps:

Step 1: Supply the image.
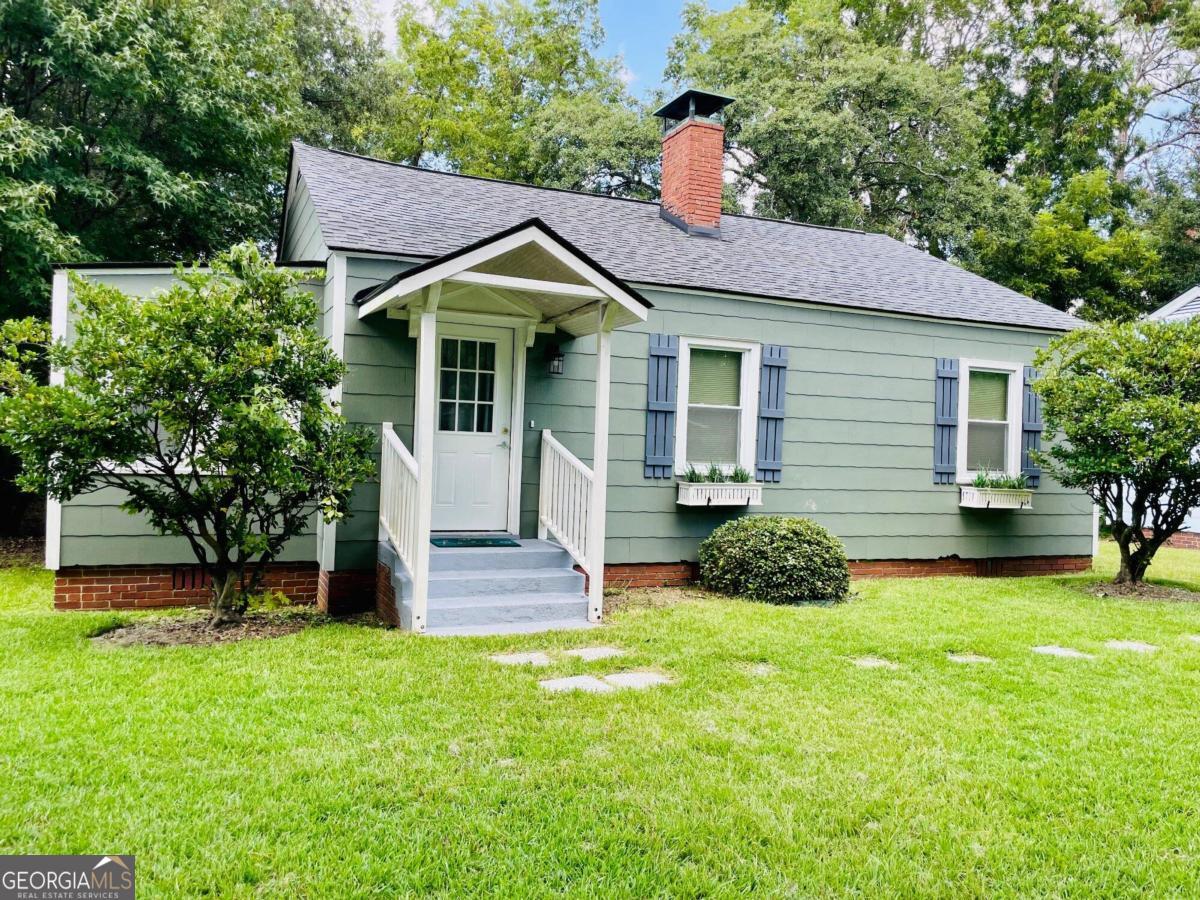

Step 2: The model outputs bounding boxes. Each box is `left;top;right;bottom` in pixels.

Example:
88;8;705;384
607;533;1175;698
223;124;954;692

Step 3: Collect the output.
379;536;596;636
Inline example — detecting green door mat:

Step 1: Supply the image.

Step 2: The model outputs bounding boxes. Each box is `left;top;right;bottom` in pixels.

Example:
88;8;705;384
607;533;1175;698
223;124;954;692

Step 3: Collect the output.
430;536;521;548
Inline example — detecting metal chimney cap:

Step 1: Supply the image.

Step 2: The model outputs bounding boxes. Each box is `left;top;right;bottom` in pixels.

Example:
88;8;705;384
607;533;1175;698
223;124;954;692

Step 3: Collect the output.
652;89;735;122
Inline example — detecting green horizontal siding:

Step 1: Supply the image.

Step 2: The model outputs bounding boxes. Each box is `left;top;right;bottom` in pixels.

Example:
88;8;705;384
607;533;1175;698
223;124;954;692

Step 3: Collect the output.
333;256;419;569
281;174;328;261
517;287;1093;564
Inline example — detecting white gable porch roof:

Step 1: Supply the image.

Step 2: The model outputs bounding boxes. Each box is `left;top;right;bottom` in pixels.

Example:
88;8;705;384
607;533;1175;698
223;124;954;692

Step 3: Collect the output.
354;218;651;337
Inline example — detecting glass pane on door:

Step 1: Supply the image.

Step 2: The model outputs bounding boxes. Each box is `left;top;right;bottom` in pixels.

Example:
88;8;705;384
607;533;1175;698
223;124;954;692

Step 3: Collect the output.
438;337;499;433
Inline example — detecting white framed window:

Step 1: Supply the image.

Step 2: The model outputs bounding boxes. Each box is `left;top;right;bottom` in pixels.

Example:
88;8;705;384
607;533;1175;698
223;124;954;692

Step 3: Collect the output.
674;337;761;476
955;358;1024;482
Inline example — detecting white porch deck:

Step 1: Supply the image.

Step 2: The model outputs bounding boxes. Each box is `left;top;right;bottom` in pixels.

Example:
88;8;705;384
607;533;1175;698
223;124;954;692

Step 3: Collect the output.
362;219;650;632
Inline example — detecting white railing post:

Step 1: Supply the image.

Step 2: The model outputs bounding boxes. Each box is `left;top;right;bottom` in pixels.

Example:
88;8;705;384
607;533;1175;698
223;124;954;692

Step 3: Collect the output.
588;304;614;623
538;430;551;541
411;309;437;633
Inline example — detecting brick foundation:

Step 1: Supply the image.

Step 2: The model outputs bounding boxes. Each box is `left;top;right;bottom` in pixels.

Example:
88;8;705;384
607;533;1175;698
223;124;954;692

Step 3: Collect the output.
375;561;399;628
577;555;1093;591
53;562;320;611
1142;529;1200;551
316;568;376;616
848;555;1093;578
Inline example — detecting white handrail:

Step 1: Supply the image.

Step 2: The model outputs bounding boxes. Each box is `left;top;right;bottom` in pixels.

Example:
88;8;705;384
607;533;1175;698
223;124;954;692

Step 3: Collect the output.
538;429;594;572
379;422;420;577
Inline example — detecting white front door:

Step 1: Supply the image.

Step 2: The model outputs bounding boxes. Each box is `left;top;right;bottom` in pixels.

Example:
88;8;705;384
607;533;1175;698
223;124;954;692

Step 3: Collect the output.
431;323;514;531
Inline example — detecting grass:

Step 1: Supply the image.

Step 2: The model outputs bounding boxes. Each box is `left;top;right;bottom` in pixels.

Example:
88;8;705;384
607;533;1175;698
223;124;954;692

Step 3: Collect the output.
3;545;1200;896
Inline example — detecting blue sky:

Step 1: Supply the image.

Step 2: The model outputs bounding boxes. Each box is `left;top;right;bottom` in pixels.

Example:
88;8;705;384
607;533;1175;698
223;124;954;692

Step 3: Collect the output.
597;0;738;97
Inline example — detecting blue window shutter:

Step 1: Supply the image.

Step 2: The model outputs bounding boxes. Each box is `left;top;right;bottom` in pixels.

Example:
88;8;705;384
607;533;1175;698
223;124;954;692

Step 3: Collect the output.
1021;365;1043;488
644;334;678;478
933;358;959;484
756;345;788;483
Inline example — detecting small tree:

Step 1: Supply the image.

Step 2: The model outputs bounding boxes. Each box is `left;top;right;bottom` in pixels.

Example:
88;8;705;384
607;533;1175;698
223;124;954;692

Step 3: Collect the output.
0;244;375;624
1034;319;1200;584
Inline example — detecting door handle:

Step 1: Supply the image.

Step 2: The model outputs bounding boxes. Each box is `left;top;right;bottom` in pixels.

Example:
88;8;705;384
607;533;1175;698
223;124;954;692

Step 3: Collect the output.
498;440;509;449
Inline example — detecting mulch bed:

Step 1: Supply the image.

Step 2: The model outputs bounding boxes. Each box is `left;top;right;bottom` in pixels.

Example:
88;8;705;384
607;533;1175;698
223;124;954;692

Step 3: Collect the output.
91;609;367;647
1089;582;1200;603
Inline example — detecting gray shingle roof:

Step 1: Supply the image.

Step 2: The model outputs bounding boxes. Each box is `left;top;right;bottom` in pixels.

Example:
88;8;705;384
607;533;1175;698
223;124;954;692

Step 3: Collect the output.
290;142;1078;332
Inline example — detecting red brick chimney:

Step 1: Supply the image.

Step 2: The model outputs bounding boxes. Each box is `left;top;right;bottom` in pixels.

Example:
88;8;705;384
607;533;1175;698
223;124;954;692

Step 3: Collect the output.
654;89;734;237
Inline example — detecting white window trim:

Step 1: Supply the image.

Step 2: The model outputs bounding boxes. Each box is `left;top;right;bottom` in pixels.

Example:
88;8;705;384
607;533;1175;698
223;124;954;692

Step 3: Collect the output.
955;358;1024;483
674;337;761;476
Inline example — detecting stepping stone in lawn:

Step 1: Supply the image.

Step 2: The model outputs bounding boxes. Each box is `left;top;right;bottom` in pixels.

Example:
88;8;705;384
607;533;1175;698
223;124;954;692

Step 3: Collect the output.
1185;635;1200;644
539;675;613;693
748;662;778;676
563;646;625;662
948;653;993;664
491;651;552;667
1106;640;1158;653
1032;645;1095;659
853;656;900;670
602;671;672;690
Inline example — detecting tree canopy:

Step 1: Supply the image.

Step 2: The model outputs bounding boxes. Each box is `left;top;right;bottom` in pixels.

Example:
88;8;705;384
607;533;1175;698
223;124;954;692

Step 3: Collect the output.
0;0;386;320
353;0;661;196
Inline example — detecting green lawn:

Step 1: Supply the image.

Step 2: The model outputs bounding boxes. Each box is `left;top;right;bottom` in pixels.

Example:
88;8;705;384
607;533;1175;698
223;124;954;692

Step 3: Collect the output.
4;545;1200;896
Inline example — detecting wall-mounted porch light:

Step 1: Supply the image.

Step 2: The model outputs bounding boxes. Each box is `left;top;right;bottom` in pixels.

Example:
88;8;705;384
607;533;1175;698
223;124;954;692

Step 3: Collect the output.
547;345;565;376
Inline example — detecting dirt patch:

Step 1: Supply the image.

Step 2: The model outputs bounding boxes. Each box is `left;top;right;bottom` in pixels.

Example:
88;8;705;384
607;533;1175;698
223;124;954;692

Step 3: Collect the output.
1088;582;1200;603
91;609;354;647
0;537;44;568
603;586;699;615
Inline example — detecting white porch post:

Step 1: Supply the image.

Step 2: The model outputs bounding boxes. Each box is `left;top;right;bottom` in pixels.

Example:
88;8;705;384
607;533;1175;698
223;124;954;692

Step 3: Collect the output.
411;302;438;633
588;303;617;622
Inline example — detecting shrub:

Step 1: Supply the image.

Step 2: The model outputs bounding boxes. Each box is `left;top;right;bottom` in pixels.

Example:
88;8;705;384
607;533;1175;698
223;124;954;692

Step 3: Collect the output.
699;516;850;604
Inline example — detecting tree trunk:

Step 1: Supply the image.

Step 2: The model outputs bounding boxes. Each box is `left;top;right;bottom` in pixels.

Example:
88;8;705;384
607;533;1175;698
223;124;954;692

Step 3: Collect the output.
1113;536;1150;585
209;570;244;627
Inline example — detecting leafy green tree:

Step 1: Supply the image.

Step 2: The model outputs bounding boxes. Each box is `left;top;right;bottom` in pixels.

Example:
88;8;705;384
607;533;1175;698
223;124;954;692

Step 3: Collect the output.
966;169;1162;320
667;5;1002;254
1034;320;1200;584
356;0;659;195
0;0;306;315
1141;167;1200;302
0;109;79;321
284;0;388;150
0;245;375;625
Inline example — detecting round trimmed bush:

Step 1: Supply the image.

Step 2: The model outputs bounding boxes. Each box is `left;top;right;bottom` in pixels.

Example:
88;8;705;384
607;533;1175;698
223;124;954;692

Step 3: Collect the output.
699;516;850;604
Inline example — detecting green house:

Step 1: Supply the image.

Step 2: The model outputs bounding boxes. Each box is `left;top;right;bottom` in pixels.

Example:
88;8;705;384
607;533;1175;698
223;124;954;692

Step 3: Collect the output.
49;90;1093;633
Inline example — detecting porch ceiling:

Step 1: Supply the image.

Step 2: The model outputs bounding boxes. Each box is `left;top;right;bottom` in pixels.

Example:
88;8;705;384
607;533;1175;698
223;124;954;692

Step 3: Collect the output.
355;218;651;337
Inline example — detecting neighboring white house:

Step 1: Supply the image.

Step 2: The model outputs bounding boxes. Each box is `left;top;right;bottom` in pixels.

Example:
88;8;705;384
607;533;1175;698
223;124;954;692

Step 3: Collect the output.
1150;285;1200;324
1150;286;1200;534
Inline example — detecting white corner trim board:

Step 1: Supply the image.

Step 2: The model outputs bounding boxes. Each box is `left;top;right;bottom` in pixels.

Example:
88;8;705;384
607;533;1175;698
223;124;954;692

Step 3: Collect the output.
45;270;68;571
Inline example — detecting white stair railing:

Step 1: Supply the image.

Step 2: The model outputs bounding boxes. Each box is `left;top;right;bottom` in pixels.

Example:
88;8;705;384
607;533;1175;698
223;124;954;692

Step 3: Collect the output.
379;422;420;578
538;429;594;573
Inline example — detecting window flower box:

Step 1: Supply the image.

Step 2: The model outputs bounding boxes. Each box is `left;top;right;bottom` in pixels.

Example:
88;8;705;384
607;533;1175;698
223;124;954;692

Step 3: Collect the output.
959;485;1033;510
677;481;763;507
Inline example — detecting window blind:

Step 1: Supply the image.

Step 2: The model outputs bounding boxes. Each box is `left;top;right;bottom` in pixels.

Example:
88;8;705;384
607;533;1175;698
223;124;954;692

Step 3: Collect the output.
968;370;1008;420
689;349;741;406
